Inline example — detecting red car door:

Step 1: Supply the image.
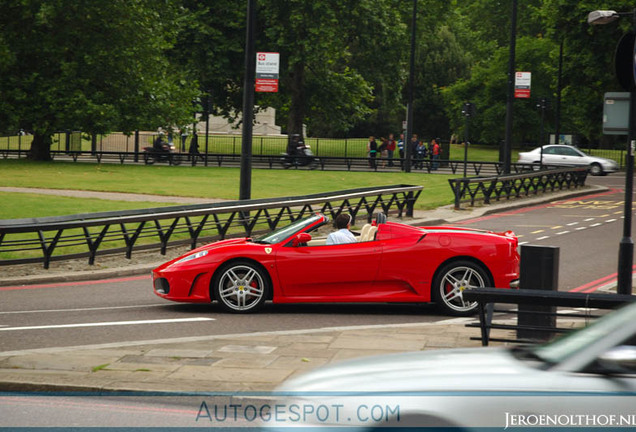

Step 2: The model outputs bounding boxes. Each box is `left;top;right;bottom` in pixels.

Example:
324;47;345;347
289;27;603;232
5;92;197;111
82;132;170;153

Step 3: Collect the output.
274;240;382;299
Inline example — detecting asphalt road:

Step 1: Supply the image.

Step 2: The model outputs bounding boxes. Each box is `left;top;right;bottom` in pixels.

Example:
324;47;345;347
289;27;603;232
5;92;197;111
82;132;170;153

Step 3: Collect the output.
1;174;632;353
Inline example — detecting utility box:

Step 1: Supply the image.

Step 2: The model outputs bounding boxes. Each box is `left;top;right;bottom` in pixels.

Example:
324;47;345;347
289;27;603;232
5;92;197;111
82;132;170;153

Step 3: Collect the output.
603;92;630;135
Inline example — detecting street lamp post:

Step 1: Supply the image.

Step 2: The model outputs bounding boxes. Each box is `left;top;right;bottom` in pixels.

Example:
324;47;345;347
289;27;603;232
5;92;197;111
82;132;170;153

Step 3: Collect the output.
240;0;256;200
588;9;636;295
503;0;518;174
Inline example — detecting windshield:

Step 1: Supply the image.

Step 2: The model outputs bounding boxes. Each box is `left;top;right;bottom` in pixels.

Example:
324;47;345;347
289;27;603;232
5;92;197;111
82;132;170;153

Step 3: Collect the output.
253;214;325;244
529;301;636;364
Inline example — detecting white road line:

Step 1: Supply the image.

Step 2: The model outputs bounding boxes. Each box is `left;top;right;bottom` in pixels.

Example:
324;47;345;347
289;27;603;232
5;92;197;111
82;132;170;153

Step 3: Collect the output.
590;223;602;227
0;304;167;315
606;219;617;223
519;241;528;245
584;218;595;222
575;226;587;231
536;236;550;241
556;231;570;235
566;222;579;226
0;317;214;332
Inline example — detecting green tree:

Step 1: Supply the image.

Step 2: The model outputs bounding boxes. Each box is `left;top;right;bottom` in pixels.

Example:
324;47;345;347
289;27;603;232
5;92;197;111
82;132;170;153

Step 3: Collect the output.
0;0;199;160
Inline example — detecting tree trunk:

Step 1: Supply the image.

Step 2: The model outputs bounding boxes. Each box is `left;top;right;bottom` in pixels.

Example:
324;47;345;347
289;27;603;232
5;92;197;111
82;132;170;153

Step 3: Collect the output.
287;61;306;139
29;132;53;161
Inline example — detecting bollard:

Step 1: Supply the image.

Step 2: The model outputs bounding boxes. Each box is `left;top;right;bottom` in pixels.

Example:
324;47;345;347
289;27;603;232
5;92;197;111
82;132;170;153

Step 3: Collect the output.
517;245;559;341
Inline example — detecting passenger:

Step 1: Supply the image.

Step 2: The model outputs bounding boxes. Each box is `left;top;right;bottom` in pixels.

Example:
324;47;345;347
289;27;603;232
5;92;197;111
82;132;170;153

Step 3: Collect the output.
326;213;357;245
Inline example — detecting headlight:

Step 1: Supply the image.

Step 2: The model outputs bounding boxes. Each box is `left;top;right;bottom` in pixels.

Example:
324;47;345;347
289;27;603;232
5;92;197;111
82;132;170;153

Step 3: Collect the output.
175;250;208;264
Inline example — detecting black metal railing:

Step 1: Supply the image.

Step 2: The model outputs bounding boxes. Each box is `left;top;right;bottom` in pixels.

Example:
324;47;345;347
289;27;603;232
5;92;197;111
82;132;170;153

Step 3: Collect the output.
0;147;546;177
448;167;589;209
462;288;635;346
0;185;422;269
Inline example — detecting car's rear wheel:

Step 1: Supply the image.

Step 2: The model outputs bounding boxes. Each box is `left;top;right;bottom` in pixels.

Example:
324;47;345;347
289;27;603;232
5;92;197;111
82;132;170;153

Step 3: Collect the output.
590;163;603;176
212;261;269;313
433;260;492;316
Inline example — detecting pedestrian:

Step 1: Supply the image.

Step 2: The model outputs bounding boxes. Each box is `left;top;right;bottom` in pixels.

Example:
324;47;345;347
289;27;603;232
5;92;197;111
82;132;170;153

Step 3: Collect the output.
397;133;405;168
410;134;420;169
387;134;396;167
415;140;428;169
367;136;378;169
431;138;441;170
189;132;202;162
379;137;389;168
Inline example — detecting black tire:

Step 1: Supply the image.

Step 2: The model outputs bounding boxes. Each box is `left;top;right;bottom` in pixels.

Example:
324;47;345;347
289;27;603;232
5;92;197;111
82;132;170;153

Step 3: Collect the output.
143;153;154;165
590;163;603;176
212;260;269;313
432;260;492;316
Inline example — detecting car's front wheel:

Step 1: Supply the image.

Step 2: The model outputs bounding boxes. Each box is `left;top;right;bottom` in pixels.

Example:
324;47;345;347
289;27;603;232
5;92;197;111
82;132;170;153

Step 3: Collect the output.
212;261;269;313
590;163;603;176
433;260;492;316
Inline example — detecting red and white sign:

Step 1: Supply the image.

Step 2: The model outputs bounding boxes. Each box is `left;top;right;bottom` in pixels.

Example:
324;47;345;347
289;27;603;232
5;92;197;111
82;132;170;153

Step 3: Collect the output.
255;79;279;93
256;52;280;92
514;71;531;99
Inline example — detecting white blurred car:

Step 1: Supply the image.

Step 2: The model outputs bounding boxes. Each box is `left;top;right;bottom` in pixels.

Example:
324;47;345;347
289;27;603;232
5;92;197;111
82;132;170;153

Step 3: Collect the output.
517;145;618;176
272;302;636;429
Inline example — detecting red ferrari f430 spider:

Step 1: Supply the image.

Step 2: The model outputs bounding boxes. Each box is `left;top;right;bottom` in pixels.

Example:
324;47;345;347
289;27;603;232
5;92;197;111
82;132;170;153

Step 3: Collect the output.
152;213;519;315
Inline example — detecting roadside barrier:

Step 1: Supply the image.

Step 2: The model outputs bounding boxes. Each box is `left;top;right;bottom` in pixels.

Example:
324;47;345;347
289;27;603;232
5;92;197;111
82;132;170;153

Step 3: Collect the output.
463;287;635;346
1;148;541;177
0;185;421;269
448;166;589;209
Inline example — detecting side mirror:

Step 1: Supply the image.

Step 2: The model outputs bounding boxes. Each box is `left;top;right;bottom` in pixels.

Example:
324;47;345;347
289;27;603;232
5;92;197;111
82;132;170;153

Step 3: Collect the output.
597;346;636;374
292;232;312;247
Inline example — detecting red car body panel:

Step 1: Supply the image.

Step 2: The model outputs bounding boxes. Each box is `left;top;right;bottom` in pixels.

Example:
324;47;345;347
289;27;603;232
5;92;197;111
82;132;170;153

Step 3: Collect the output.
152;214;520;307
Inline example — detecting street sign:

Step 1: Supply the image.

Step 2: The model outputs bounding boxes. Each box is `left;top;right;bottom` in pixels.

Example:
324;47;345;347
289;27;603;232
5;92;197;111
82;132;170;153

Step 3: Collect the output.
514;71;531;98
256;52;279;92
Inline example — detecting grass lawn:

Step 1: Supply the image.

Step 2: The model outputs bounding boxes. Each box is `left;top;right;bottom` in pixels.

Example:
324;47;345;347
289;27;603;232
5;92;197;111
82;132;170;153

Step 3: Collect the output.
0;160;456;219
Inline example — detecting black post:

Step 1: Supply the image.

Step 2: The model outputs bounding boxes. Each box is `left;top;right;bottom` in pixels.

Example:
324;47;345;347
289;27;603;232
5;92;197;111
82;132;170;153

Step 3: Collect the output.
503;0;518;174
462;102;473;178
134;130;139;163
518;245;559;340
204;94;210;167
240;0;256;200
404;0;417;173
554;37;564;145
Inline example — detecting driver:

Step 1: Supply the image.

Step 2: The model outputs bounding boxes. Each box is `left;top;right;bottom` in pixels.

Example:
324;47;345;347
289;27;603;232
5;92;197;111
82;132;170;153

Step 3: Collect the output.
326;213;356;245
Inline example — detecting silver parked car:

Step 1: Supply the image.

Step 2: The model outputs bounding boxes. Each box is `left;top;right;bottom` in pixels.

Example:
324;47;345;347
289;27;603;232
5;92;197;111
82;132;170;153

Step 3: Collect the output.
273;301;636;429
517;144;618;176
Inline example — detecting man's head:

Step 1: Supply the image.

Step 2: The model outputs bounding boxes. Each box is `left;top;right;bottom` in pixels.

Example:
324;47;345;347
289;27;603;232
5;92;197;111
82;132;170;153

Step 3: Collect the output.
335;213;352;230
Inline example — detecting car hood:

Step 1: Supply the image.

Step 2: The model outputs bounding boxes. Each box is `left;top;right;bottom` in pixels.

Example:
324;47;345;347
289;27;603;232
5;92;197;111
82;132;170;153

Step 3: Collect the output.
278;347;546;393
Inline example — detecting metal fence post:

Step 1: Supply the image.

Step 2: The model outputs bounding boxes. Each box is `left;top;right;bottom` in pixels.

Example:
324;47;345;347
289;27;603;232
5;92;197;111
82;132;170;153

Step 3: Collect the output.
517;245;559;341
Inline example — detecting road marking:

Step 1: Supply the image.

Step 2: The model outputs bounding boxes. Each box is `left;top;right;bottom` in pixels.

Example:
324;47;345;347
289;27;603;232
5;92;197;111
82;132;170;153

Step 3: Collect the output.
575;226;587;231
590;223;602;227
0;317;214;332
536;236;550;241
519;241;528;245
0;304;167;315
531;229;545;234
606;219;617;223
555;231;569;235
551;225;563;229
584;218;595;222
566;222;579;226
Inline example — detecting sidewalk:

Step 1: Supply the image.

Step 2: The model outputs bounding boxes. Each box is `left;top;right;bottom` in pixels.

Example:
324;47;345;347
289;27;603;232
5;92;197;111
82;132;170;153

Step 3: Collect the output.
0;185;603;393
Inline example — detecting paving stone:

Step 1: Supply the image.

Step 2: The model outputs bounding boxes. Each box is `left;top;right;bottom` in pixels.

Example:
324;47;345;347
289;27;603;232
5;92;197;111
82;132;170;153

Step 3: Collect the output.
168;366;292;384
217;345;277;354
